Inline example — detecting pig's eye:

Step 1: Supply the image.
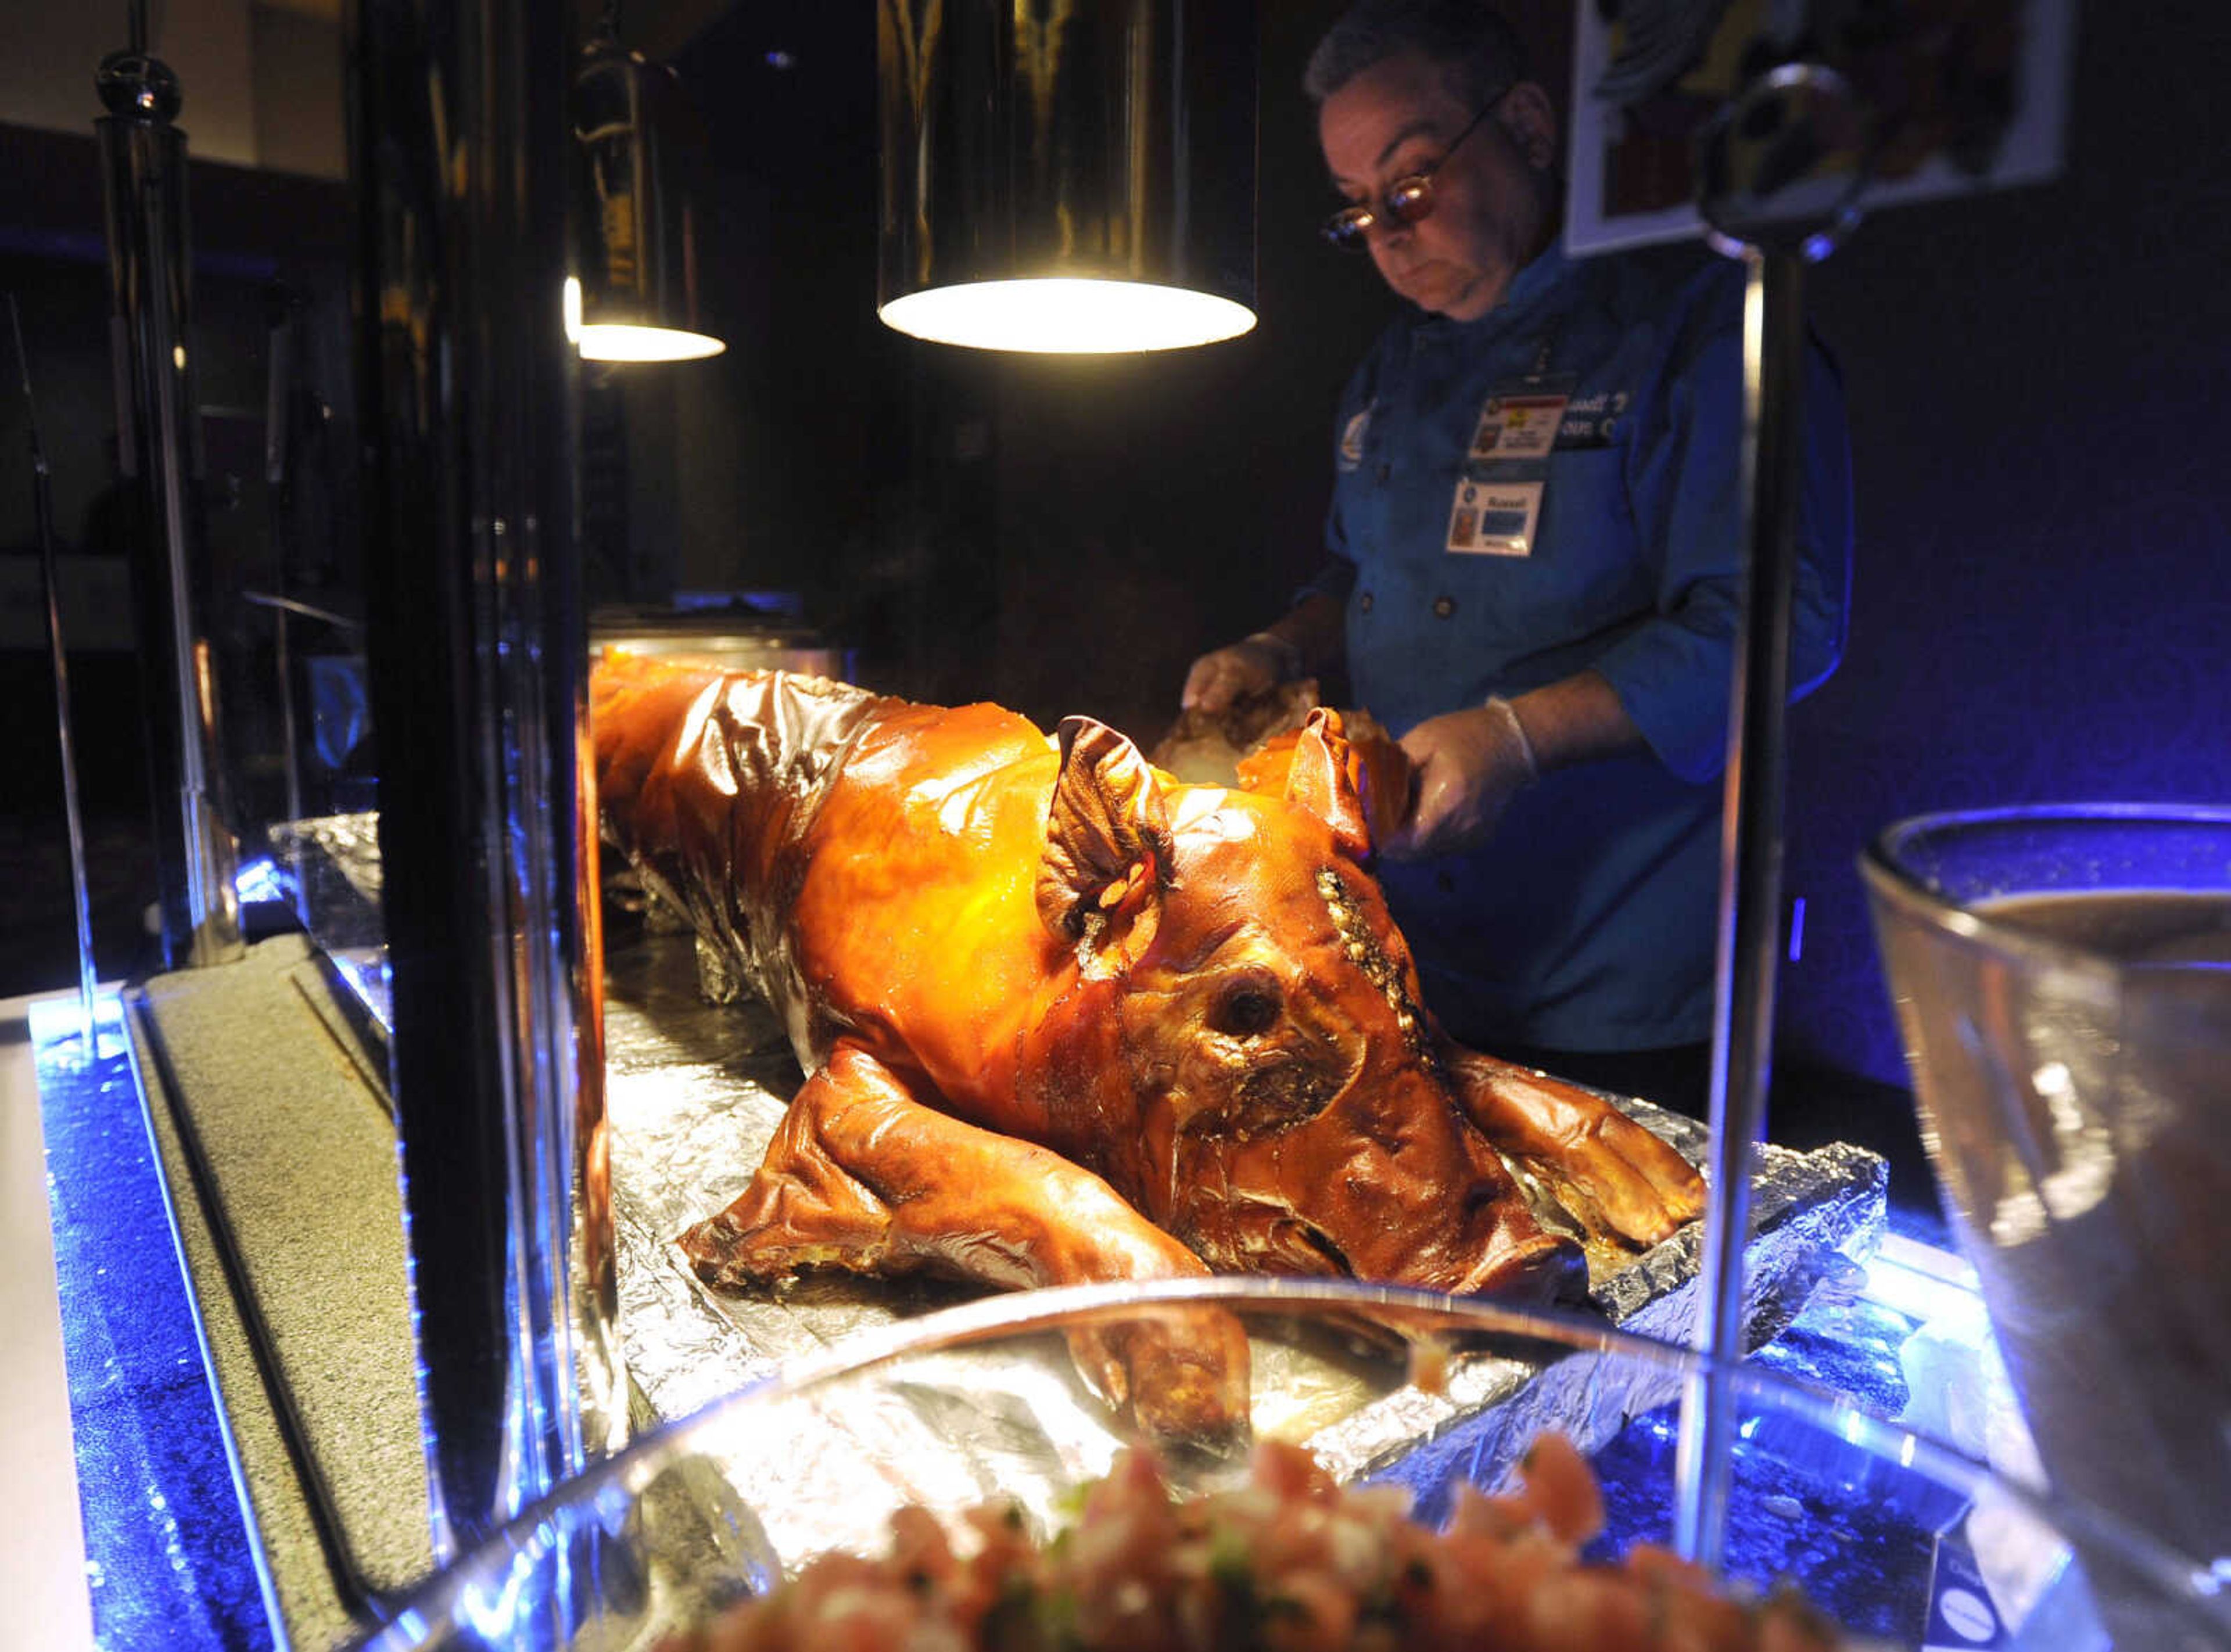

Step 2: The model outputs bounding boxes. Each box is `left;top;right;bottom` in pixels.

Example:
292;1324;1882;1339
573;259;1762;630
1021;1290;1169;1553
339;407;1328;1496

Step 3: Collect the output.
1210;975;1283;1038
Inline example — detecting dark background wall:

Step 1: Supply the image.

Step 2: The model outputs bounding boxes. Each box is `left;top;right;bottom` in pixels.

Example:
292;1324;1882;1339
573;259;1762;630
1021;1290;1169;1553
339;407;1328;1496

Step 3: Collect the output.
1785;12;2231;1084
2;3;2226;1126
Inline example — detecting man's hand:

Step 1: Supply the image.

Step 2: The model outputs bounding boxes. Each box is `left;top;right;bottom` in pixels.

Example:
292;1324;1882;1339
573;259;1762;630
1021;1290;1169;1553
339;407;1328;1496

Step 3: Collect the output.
1181;594;1346;716
1382;675;1645;859
1382;705;1535;860
1180;635;1295;714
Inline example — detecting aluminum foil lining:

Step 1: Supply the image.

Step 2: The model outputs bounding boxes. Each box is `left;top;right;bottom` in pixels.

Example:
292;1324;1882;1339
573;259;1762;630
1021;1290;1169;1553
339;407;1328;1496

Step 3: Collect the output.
604;926;1888;1562
267;812;390;1032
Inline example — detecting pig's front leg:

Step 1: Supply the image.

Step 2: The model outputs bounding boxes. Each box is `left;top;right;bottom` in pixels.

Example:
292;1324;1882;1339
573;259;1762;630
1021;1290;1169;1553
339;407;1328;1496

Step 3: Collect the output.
679;1044;1249;1448
1441;1044;1708;1249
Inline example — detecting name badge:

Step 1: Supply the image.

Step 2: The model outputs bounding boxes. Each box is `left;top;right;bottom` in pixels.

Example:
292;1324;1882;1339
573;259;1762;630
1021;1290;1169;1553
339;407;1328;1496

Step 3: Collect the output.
1468;392;1568;462
1448;372;1570;557
1447;480;1543;556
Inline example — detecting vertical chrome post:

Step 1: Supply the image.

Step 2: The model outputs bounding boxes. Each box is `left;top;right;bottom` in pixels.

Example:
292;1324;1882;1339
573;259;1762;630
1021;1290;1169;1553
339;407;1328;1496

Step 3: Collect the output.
94;40;244;971
1672;62;1864;1567
349;0;624;1567
1674;246;1806;1566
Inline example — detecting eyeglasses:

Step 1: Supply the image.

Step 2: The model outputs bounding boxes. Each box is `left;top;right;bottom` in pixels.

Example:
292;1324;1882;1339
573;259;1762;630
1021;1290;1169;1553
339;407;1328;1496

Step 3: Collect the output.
1319;91;1508;252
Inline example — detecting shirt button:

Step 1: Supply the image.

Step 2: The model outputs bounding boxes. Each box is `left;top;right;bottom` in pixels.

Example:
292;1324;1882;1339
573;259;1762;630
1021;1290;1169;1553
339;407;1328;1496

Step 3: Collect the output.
1375;462;1390;483
1432;595;1456;619
1358;591;1374;613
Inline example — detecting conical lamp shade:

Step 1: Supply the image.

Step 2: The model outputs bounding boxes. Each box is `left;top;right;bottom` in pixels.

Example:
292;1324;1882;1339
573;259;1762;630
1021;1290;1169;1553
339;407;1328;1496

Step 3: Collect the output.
572;35;726;362
878;0;1258;353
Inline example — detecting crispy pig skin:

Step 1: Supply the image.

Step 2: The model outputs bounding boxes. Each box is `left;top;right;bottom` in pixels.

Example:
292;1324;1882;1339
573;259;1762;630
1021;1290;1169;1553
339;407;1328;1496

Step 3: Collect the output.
590;651;1706;1437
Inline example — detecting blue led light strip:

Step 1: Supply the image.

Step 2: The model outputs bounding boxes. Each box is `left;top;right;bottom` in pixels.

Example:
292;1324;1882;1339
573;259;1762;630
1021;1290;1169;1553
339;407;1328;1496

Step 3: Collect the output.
33;994;277;1650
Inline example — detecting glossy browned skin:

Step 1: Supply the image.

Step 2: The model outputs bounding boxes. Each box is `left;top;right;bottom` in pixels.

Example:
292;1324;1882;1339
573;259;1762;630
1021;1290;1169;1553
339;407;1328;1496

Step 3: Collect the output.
591;652;1705;1436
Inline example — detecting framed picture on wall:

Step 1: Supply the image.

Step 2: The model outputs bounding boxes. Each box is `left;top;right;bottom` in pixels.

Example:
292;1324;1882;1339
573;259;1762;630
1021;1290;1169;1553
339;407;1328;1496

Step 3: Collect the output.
1563;0;2078;257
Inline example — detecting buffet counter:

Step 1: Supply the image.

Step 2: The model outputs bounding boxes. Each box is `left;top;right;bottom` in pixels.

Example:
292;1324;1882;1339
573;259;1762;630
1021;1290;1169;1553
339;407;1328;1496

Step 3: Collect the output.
17;957;2023;1651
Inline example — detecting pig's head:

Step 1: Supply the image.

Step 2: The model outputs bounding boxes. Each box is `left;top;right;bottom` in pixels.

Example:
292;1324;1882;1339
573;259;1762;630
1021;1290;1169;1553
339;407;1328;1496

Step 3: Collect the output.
1024;711;1583;1303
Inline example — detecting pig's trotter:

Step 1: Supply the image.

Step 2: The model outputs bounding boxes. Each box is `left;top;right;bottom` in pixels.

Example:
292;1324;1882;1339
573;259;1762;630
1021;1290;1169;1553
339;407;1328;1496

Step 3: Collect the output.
674;1174;876;1290
676;1044;1255;1439
1446;1044;1708;1249
1502;1228;1592;1306
677;1206;751;1287
1069;1308;1253;1456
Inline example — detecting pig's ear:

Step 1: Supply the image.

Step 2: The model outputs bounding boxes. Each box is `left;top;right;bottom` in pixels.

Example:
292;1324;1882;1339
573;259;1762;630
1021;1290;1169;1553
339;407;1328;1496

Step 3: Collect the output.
1285;708;1374;861
1038;717;1170;973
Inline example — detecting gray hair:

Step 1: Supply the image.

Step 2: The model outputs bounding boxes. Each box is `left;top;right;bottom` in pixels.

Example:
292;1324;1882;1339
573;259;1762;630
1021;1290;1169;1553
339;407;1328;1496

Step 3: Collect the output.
1303;0;1528;111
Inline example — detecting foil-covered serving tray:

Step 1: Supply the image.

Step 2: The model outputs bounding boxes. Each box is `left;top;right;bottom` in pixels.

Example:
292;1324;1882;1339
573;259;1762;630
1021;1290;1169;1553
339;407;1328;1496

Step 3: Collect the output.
604;923;1886;1542
266;811;392;1046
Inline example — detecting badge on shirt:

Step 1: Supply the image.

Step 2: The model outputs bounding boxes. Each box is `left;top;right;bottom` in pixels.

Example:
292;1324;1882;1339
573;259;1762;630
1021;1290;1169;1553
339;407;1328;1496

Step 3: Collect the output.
1447;479;1543;556
1337;403;1373;472
1468;392;1568;462
1448;373;1570;556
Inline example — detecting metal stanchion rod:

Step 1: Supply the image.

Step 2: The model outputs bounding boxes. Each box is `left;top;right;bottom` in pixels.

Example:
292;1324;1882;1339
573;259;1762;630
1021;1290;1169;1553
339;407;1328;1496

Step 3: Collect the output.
94;38;244;970
11;296;101;1043
352;0;622;1574
1674;245;1807;1567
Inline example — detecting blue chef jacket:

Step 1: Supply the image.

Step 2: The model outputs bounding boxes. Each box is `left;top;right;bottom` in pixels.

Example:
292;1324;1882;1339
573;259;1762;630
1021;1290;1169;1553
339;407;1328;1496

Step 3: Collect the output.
1310;242;1853;1052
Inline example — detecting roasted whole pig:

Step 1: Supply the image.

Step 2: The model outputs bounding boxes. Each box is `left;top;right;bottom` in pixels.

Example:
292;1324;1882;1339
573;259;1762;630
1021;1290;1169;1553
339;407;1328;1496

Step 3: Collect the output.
591;652;1705;1436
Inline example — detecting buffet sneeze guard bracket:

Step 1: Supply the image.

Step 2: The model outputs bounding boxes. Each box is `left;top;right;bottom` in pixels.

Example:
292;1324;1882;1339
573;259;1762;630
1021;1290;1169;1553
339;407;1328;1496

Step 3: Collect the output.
1642;5;2072;1552
1673;62;1868;1568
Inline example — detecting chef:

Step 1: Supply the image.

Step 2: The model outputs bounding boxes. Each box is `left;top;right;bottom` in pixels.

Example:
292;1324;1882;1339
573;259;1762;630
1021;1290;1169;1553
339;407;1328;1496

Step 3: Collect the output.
1182;0;1853;1114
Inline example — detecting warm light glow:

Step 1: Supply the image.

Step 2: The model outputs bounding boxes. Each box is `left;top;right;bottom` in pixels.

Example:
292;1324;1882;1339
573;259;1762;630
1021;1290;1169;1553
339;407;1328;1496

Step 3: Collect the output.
563;276;726;362
577;324;726;361
879;278;1257;353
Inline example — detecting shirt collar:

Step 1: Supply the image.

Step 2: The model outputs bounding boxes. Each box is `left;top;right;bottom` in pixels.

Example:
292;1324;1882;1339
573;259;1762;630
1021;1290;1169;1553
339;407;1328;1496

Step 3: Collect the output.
1498;239;1570;318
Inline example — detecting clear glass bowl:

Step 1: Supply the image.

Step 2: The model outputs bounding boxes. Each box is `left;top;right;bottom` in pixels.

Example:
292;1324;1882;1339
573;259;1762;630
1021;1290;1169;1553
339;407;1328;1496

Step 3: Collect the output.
353;1277;2231;1650
1862;804;2231;1583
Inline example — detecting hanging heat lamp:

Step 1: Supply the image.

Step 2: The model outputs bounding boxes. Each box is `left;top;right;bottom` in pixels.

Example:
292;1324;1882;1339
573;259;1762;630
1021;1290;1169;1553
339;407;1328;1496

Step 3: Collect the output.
877;0;1258;353
571;8;726;362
